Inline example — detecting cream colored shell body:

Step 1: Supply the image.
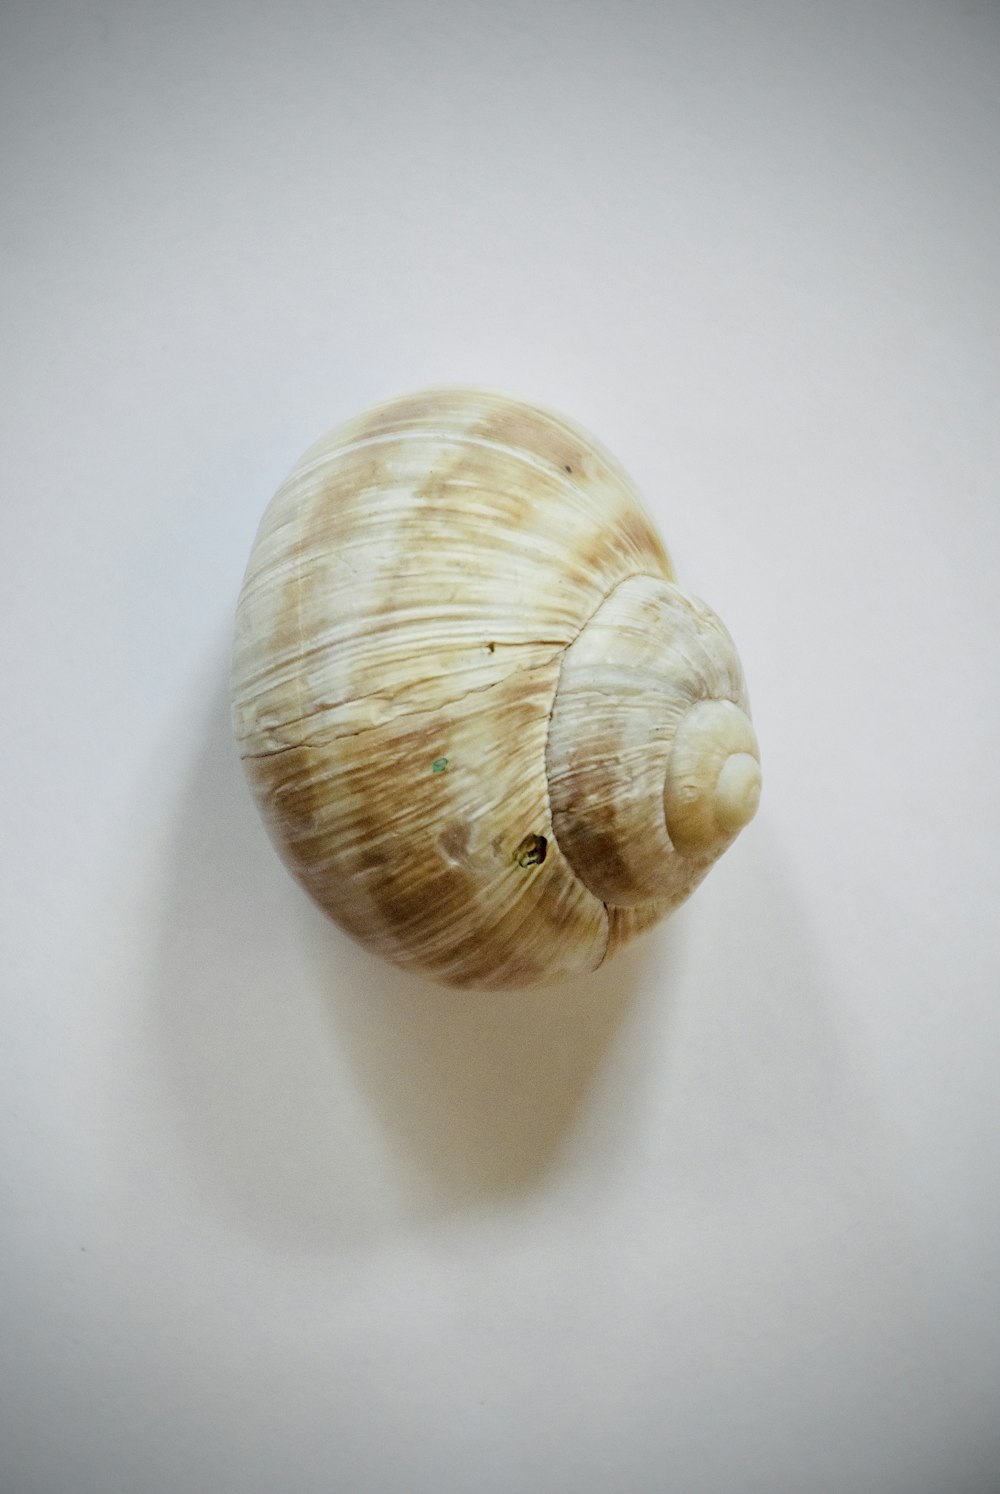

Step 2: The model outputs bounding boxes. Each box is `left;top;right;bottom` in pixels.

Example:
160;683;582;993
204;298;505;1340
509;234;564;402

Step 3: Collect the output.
232;389;760;989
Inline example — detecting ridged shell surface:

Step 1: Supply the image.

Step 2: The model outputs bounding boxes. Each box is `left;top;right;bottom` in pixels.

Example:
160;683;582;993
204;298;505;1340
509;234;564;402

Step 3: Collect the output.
232;389;755;988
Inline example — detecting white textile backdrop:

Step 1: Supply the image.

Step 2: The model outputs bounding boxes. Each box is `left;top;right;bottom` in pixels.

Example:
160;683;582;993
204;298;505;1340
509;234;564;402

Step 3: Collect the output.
2;3;999;1491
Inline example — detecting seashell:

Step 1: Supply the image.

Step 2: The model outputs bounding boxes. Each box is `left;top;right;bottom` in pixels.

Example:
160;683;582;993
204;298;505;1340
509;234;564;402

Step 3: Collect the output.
231;389;761;989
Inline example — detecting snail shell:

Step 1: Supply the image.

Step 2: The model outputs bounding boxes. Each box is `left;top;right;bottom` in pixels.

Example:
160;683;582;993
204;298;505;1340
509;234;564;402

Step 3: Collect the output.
232;389;760;989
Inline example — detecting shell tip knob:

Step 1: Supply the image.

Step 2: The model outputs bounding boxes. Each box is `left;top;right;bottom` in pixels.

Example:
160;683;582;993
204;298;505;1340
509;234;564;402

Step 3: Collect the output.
712;751;761;834
663;699;761;856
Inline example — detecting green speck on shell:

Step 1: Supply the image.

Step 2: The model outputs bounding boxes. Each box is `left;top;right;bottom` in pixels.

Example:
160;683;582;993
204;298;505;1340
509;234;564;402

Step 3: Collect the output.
431;756;449;774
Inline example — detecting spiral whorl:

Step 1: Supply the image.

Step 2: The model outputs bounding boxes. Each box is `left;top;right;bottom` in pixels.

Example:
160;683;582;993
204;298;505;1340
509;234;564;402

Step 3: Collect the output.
662;699;761;855
546;575;759;912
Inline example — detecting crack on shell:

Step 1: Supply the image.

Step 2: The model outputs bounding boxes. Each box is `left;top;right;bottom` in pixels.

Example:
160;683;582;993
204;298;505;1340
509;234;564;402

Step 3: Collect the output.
242;652;565;757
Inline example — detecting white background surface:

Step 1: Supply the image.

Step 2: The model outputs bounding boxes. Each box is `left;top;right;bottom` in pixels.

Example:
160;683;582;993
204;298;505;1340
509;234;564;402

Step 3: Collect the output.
2;2;999;1491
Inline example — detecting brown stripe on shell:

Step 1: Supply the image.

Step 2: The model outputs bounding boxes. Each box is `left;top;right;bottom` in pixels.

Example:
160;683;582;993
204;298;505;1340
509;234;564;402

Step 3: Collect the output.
241;657;608;989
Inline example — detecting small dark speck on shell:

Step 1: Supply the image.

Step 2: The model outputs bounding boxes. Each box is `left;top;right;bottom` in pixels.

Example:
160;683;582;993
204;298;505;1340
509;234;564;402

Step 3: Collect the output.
515;833;548;868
